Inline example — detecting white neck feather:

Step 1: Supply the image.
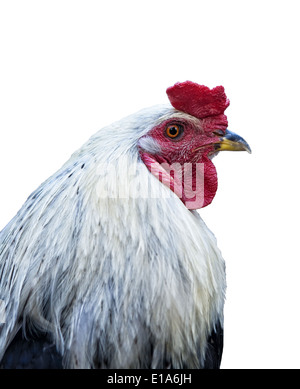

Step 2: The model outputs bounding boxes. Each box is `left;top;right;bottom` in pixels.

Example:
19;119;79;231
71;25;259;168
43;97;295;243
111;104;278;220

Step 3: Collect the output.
0;106;226;368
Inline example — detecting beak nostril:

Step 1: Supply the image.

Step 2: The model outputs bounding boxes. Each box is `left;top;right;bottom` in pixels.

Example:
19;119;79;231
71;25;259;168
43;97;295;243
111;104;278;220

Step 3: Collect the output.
212;130;225;137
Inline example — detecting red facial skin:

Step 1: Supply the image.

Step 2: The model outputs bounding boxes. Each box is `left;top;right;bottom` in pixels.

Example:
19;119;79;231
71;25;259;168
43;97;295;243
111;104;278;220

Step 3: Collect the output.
140;114;228;209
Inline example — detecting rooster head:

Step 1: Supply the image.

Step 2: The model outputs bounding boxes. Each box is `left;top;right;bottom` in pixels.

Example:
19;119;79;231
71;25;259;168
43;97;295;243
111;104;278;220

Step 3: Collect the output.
139;81;251;210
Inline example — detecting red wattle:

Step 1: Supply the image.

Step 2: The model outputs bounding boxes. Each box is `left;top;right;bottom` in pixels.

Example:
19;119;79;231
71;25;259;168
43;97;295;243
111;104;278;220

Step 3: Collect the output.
140;151;218;210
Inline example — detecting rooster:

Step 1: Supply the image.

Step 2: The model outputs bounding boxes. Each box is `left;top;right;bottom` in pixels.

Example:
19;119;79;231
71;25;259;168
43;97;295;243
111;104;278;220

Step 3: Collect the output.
0;81;250;369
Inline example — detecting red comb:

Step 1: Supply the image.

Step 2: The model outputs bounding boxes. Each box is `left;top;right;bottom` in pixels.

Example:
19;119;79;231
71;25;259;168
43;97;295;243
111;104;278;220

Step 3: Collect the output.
166;81;230;119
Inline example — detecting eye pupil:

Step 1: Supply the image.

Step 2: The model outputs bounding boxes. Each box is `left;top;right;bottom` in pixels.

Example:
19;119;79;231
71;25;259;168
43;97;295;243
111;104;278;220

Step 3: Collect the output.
169;126;178;135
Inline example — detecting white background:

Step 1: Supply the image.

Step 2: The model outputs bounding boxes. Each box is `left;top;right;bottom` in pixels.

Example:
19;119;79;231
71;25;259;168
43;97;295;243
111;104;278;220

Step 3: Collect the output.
0;0;299;369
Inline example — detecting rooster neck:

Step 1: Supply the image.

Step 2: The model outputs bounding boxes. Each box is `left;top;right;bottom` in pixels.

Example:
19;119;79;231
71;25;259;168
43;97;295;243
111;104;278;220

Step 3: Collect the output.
80;153;226;367
0;113;226;368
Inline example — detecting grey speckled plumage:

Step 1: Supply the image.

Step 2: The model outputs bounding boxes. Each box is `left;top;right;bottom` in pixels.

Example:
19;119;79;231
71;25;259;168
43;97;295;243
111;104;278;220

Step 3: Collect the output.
0;105;226;368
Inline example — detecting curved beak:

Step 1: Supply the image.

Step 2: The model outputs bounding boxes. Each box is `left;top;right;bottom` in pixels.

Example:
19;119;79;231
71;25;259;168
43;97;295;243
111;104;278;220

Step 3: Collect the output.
216;129;251;154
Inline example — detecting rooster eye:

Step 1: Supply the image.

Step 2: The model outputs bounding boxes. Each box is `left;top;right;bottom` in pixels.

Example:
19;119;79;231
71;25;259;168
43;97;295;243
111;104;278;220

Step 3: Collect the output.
165;124;183;139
